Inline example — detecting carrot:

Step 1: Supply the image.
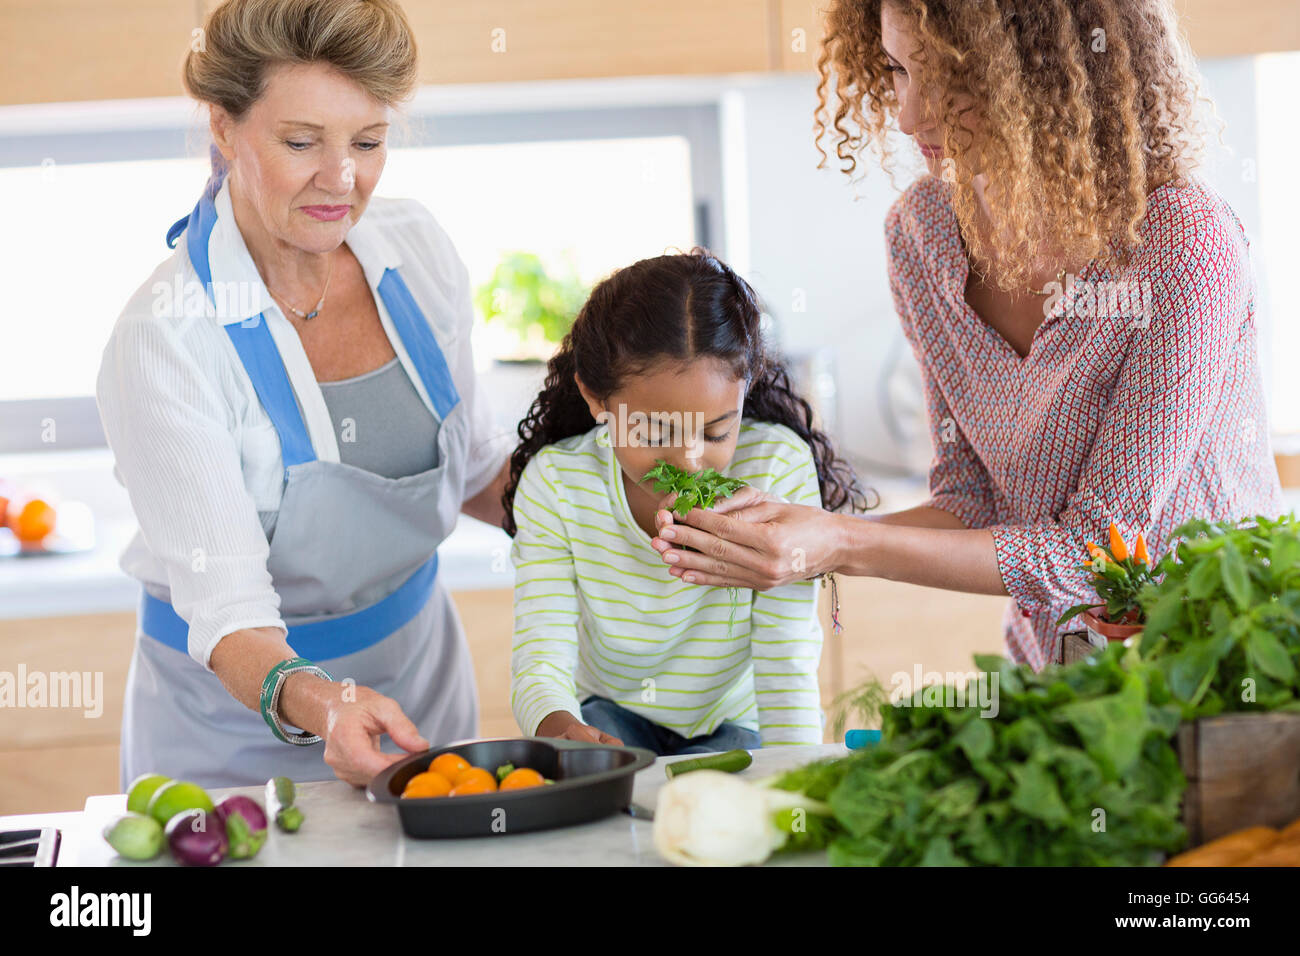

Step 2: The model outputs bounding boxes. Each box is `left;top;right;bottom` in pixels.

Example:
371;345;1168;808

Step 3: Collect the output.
1165;826;1279;867
1234;842;1300;866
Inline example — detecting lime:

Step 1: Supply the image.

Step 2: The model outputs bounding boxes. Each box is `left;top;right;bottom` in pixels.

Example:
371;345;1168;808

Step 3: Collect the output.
126;773;171;815
147;780;214;826
103;812;164;860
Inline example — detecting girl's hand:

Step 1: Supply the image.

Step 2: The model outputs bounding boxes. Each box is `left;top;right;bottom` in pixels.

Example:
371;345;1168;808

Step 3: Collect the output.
650;488;844;590
536;710;624;746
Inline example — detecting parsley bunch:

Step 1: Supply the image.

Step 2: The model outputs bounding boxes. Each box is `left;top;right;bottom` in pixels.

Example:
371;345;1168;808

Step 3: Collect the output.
642;459;747;518
768;642;1188;866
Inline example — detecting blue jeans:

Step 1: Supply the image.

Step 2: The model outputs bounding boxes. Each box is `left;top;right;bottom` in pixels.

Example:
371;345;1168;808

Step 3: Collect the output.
580;695;761;756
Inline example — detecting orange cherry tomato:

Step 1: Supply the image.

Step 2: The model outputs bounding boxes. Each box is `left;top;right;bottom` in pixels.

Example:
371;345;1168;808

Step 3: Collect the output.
499;768;546;791
401;771;453;799
449;767;497;796
429;753;470;783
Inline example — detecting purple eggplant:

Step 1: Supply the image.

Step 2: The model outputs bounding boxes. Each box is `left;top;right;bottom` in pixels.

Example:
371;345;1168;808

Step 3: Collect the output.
165;808;227;866
214;795;268;859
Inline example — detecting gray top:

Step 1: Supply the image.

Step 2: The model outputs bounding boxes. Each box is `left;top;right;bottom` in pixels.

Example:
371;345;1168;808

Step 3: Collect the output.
318;357;440;479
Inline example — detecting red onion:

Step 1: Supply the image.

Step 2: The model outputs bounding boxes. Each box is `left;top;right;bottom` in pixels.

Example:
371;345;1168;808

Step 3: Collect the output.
165;808;227;866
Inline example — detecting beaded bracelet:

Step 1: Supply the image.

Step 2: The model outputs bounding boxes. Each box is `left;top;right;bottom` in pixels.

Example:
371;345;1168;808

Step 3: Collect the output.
260;656;333;745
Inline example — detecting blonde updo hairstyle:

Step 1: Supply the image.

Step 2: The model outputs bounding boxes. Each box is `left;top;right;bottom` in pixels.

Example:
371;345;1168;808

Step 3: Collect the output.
182;0;419;191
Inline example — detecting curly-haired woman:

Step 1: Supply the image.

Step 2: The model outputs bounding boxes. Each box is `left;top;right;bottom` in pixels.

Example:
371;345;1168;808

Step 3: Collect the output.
649;0;1285;669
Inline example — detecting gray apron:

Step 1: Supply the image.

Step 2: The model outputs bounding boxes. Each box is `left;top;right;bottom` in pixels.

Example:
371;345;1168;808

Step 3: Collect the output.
120;187;478;789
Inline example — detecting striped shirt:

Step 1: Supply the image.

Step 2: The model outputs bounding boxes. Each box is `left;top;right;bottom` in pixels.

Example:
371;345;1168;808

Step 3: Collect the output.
510;419;826;745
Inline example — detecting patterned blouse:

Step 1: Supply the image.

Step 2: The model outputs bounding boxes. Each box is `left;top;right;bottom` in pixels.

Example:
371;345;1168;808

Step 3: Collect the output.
885;175;1285;669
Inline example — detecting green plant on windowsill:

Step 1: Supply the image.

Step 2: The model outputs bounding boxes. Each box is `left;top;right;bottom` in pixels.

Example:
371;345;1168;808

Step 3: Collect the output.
474;251;587;362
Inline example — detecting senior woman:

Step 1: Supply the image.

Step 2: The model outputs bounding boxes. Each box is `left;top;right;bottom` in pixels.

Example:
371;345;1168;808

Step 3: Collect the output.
97;0;508;787
650;0;1285;670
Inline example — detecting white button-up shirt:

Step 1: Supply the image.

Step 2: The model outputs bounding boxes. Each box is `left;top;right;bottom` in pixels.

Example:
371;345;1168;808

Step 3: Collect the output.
96;177;509;668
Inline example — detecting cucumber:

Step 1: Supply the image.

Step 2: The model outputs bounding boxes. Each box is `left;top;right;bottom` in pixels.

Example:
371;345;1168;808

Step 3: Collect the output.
664;749;753;779
266;775;296;809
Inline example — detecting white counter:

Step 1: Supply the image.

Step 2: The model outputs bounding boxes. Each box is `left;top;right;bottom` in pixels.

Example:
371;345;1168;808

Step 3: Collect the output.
0;743;847;867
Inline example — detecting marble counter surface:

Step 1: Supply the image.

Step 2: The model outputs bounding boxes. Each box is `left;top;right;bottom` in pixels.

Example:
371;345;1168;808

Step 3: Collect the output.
23;743;847;866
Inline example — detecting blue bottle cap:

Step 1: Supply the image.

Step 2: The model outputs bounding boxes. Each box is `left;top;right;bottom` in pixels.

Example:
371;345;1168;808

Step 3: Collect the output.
845;729;882;749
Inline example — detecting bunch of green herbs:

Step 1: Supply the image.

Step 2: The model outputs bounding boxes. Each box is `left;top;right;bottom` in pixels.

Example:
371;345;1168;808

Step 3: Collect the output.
1137;513;1300;718
768;642;1187;866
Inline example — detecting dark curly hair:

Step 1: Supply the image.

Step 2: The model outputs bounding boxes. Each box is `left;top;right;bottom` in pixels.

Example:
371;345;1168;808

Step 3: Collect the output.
501;248;872;536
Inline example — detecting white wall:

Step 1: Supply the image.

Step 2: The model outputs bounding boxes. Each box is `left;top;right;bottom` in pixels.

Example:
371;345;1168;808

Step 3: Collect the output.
721;75;931;477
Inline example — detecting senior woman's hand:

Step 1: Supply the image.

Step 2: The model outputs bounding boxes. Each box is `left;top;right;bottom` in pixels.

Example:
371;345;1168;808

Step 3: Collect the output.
315;683;432;786
213;629;431;787
650;486;845;590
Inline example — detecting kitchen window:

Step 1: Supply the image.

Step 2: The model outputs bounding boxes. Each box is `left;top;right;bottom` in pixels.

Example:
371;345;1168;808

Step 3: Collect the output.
0;96;722;453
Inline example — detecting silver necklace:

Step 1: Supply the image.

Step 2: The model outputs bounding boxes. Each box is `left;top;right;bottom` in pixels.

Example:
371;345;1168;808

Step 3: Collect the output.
267;259;333;321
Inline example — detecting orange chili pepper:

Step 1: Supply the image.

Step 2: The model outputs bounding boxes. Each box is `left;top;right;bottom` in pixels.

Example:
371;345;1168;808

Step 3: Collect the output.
1134;533;1150;565
1108;522;1129;561
1085;541;1105;563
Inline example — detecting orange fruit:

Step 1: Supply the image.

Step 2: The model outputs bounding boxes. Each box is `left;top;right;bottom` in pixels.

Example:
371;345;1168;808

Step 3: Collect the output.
429;753;470;782
499;768;546;791
401;771;452;799
449;767;497;796
9;499;56;543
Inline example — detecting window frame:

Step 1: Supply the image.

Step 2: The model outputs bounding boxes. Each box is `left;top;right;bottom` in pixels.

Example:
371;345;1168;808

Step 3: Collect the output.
0;99;724;453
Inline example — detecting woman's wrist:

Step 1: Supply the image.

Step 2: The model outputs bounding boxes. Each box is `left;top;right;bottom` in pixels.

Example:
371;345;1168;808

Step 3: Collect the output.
277;672;336;737
828;511;879;579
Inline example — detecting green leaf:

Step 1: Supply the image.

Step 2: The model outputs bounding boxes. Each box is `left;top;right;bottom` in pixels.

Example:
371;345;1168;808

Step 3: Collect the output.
1186;555;1222;600
1219;546;1253;611
1008;762;1071;826
1056;603;1097;628
952;716;994;761
1246;629;1296;682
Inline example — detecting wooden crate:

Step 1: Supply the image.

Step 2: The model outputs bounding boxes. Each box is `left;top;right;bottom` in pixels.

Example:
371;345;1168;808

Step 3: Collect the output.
1056;635;1300;846
1177;713;1300;845
1058;632;1097;665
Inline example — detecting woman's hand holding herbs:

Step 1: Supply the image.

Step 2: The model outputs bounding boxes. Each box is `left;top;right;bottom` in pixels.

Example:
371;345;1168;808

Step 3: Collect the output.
651;486;844;590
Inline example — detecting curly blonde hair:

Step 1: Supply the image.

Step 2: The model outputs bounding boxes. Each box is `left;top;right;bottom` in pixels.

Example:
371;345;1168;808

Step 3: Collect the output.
814;0;1211;291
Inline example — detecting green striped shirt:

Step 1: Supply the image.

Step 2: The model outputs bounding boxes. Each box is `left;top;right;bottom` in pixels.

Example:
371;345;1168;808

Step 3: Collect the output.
510;419;825;745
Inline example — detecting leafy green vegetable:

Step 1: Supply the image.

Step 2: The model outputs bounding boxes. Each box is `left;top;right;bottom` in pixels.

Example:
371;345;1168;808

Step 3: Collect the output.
1136;513;1300;718
767;642;1187;866
642;459;747;518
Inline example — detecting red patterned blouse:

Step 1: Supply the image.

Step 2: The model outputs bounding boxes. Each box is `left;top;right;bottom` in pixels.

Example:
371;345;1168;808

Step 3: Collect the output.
885;175;1285;670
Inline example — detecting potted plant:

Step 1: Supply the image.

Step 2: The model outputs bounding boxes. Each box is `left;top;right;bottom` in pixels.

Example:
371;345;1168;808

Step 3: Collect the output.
1057;522;1159;648
474;251;587;363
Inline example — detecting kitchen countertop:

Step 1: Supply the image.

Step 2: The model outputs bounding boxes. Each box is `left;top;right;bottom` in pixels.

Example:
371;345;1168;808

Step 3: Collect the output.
0;743;847;866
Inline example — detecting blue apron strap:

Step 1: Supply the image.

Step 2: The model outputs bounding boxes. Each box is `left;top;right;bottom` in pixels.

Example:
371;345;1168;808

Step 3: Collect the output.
377;268;461;420
141;553;440;659
170;188;316;468
223;320;317;467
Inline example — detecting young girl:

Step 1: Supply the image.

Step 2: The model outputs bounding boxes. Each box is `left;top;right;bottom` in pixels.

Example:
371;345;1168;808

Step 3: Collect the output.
504;249;869;754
